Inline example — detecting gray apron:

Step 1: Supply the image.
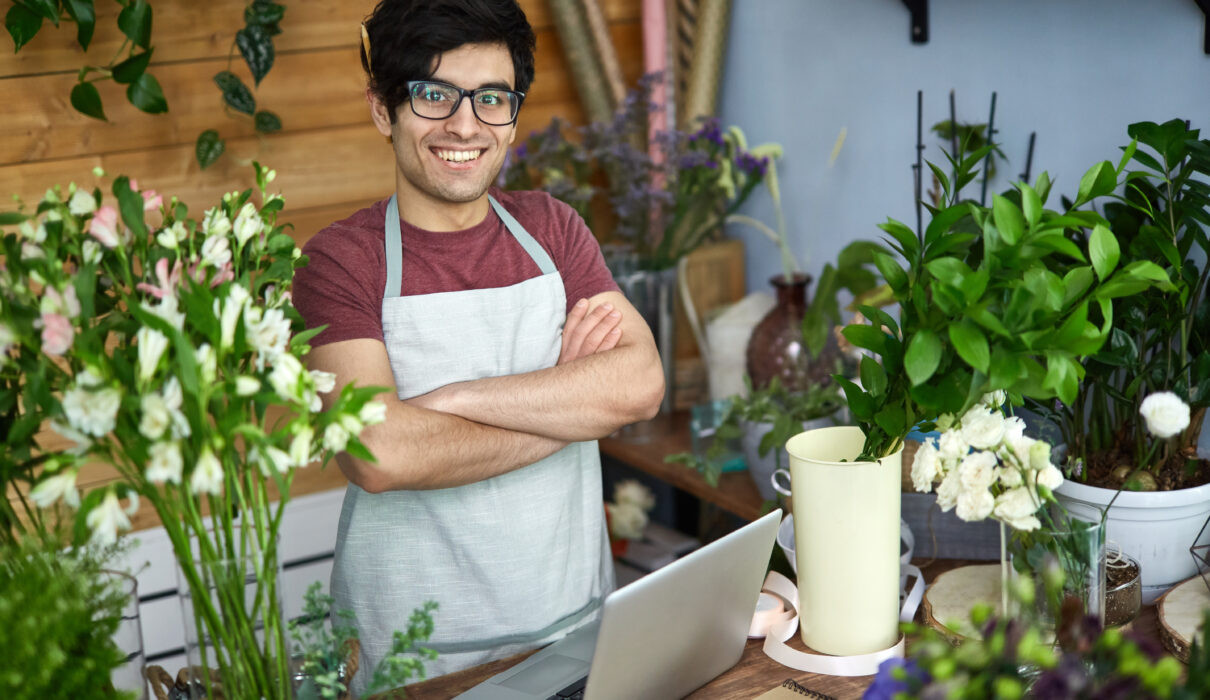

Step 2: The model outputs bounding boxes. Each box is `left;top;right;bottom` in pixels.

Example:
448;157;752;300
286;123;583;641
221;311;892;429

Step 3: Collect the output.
331;195;614;695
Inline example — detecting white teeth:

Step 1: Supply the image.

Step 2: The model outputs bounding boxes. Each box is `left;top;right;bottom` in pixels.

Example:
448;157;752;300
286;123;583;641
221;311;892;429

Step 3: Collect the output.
437;149;482;163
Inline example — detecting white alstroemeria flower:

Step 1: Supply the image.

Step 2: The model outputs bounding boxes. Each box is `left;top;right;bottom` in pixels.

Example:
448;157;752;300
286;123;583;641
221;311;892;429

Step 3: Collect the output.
235;376;261;396
246;306;291;366
960;407;1006;450
139;393;171;440
220;285;250;350
136;327;169;383
289;427;314;468
911;439;940;493
87;490;138;546
613;479;656;511
147;296;185;331
40;285;81;318
606;501;648;540
202;207;232;238
200;234;232;269
310;369;337;394
232;202;264;246
1139;392;1191;439
979;390;1007;409
82;239;103;265
359;401;387;426
339;413;363;435
196;343;216;384
87;205;121;248
68;189;97;216
62;377;121;437
190;448;224;495
251;445;292;476
30;471;81;509
145;441;184;484
22;242;44;260
935;470;962;512
49;420;92;456
308;390;322;413
955;488;995;522
269;354;305;402
937;430;967;467
993;487;1042;531
160;377;191;439
958;449;998;493
323;423;350;452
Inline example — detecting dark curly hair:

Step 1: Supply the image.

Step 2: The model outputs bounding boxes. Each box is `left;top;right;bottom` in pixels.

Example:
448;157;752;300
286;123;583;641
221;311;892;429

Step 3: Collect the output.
360;0;536;123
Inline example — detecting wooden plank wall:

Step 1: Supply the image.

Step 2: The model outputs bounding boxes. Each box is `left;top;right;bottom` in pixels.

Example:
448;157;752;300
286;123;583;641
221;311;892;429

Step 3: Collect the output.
0;0;644;247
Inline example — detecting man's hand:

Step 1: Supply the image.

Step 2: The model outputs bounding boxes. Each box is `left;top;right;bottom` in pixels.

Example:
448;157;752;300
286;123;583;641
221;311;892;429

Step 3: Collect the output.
558;298;622;365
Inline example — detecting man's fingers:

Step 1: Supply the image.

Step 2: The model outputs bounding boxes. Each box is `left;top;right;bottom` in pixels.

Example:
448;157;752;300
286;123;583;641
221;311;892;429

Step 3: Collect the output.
560;299;590;361
580;307;622;354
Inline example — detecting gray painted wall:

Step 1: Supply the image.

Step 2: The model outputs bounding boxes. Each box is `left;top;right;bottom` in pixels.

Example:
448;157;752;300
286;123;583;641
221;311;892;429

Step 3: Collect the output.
718;0;1210;290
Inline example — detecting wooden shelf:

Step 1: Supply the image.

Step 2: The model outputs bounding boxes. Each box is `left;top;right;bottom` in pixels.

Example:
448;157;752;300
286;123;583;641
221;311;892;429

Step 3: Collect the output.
600;412;768;522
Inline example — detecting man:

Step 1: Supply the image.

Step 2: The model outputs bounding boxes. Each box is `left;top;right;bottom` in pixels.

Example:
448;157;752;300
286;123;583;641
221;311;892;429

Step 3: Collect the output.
292;0;664;692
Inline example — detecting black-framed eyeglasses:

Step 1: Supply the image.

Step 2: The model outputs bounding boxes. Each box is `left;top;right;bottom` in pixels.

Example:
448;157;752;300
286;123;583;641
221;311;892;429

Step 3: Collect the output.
405;80;525;126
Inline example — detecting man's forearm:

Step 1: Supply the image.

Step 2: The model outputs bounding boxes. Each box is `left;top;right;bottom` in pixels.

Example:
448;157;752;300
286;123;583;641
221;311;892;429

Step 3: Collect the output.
339;401;567;492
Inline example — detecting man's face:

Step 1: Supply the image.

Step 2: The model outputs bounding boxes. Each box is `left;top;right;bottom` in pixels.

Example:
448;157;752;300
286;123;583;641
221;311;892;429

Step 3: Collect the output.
374;42;518;215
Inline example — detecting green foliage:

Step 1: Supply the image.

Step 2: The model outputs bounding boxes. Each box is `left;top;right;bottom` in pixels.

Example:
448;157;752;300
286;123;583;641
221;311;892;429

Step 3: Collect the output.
0;539;133;700
1033;119;1210;473
5;0;288;169
844;147;1173;460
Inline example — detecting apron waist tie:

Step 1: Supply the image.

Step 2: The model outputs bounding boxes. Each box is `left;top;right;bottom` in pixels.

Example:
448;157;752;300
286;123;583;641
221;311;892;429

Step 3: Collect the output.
423;595;604;655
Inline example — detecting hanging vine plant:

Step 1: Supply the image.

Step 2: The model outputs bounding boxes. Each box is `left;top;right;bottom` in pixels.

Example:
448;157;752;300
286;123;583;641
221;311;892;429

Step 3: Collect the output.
4;0;286;170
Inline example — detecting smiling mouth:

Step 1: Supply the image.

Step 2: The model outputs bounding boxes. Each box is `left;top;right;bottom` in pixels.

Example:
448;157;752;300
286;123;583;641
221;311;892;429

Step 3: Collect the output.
434;148;483;163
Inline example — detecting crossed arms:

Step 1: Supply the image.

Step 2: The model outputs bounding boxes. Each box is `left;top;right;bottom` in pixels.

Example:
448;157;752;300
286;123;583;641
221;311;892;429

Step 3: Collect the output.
306;290;665;492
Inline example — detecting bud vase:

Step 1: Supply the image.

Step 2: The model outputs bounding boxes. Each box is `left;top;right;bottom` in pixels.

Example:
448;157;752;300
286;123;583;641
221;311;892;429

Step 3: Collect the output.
785;426;903;655
1006;518;1106;629
746;274;834;393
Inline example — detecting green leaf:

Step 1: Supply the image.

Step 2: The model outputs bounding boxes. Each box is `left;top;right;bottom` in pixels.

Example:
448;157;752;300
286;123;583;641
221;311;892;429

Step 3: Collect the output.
70;81;106;120
835;376;875;421
237;25;275;85
62;0;95;49
112;48;152;84
1019;183;1042;227
1116;138;1138;175
992;194;1025;245
877;218;919;260
1034;171;1052;203
0;211;28;225
949;322;990;374
6;4;43;52
214;70;256;115
1088;224;1120;280
245;1;285;26
1042;351;1080;405
859;355;887;397
24;0;58;23
871;251;907;295
254;110;281;133
126;72;167;114
112;176;148;239
842;323;889;356
988;347;1024;391
117;0;152;49
905;329;942;386
925;256;972;289
874;404;906;441
195;129;225;169
1075;160;1117;205
1062;267;1095;306
924;204;973;247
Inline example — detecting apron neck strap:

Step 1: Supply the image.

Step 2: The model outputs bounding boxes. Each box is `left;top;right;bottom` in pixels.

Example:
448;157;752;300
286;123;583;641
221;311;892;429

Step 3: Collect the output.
382;194;557;299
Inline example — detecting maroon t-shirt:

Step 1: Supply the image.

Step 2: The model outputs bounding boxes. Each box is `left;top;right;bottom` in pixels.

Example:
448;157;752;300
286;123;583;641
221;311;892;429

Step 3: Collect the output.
293;188;619;348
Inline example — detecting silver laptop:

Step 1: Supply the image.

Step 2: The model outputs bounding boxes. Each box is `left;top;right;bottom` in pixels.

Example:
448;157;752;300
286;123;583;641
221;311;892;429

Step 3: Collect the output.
455;509;782;700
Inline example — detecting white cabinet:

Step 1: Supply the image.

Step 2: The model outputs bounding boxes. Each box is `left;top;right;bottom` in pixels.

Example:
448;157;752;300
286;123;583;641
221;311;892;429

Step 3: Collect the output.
114;487;346;666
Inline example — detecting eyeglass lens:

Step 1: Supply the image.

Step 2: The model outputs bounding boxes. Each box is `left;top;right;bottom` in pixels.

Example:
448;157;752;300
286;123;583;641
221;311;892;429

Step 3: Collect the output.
409;82;521;125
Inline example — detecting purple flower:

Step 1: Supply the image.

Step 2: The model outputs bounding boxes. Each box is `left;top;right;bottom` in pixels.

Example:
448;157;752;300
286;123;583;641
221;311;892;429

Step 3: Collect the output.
514;143;528;160
736;151;769;177
863;658;928;699
690;117;724;147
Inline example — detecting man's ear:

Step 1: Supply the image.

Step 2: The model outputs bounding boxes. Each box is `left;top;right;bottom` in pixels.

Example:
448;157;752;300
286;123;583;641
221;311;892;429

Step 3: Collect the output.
366;88;393;138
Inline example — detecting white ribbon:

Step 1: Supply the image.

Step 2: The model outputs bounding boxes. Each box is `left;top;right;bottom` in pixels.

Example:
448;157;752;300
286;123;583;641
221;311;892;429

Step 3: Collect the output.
756;564;925;676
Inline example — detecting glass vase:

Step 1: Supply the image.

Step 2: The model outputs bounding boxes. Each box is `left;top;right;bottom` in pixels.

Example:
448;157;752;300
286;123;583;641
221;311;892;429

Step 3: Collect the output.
99;570;147;700
176;535;290;699
1006;518;1106;629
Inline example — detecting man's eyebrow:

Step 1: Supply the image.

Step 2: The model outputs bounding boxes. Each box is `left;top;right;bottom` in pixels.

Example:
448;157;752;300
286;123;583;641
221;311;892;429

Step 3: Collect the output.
431;77;515;91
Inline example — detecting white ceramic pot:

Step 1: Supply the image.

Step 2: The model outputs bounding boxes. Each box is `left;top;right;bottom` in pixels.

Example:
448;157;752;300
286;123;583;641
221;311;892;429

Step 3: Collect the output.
741;416;833;502
784;426;902;656
1054;479;1210;604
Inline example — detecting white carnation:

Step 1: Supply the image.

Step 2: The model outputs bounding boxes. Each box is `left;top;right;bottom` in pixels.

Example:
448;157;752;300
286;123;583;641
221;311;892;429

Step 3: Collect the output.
958;450;998;493
998;464;1024;488
613;480;656;511
1028;440;1053;471
935;470;962;512
937;430;967;467
1139;392;1191;439
910;439;940;493
145;441;183;484
606;501;648;540
1036;463;1064;491
62;379;121;438
959;407;1006;450
955;488;995;522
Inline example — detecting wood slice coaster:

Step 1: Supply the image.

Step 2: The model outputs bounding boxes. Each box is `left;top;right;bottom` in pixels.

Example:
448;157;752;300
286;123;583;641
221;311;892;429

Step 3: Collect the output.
922;563;1005;642
1157;575;1210;662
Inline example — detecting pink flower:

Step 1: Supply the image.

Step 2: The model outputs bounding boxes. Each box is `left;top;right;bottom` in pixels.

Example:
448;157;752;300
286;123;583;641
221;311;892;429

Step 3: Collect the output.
40;312;74;355
142;189;162;212
88;206;121;248
44;285;81;318
136;258;183;299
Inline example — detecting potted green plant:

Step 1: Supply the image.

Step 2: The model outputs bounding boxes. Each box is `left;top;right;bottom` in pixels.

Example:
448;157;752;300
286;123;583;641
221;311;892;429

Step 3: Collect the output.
0;165;428;699
1033;119;1210;603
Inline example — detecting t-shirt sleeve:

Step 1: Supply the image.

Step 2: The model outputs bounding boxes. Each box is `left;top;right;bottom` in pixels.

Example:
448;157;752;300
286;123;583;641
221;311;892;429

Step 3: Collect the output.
292;223;385;348
545;197;619;312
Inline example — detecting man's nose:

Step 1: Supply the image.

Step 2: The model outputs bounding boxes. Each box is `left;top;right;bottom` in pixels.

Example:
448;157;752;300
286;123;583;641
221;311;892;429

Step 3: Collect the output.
444;95;482;138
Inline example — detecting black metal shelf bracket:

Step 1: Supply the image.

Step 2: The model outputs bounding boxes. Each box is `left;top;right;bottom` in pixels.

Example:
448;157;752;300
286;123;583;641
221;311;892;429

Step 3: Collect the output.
1197;0;1210;53
902;0;928;44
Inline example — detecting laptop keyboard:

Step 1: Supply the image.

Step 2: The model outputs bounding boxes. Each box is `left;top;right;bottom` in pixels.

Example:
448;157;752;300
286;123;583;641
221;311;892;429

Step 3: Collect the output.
546;674;588;700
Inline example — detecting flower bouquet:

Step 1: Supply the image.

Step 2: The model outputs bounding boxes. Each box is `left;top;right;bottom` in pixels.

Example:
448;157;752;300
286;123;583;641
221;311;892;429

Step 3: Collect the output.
0;164;387;699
